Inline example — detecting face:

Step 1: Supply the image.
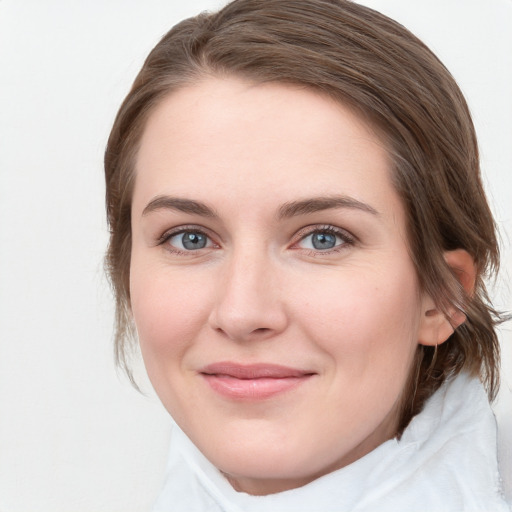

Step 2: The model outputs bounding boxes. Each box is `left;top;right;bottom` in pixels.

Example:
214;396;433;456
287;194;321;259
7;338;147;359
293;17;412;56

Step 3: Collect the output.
130;77;432;495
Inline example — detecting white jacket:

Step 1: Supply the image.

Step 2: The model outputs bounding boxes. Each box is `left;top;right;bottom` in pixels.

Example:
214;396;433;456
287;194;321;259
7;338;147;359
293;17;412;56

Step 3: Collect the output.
153;373;510;511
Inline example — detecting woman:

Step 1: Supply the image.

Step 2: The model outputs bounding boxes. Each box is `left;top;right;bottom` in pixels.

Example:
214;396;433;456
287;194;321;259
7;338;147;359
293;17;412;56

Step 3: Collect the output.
104;0;509;509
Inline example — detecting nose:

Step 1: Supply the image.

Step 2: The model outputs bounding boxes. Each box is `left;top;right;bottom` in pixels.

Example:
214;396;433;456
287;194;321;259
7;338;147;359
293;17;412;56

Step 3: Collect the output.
208;247;288;342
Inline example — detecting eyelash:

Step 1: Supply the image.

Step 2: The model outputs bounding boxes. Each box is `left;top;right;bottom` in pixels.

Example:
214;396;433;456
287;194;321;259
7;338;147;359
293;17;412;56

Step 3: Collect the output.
158;224;355;255
158;225;216;255
292;225;355;255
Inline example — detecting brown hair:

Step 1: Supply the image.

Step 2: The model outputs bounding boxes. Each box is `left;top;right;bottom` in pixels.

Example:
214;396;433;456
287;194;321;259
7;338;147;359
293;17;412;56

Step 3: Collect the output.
105;0;503;432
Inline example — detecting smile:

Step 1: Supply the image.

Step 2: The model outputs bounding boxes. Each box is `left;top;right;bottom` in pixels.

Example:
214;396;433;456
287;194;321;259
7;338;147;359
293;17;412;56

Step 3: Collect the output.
199;362;315;400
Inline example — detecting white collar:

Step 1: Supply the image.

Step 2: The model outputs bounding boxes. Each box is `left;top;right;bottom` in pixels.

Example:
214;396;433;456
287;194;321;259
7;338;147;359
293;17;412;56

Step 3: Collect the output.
153;373;509;512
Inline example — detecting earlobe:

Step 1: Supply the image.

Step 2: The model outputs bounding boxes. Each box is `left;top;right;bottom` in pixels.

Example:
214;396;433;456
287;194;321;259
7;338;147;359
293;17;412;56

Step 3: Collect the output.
418;301;458;347
418;249;476;347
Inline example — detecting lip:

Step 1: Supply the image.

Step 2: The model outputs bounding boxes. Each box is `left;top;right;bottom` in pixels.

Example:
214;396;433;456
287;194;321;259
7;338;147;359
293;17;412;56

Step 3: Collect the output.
199;362;315;400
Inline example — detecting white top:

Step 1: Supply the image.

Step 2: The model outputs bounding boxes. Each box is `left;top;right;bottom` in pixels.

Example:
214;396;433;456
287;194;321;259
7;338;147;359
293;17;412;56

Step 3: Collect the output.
153;373;510;511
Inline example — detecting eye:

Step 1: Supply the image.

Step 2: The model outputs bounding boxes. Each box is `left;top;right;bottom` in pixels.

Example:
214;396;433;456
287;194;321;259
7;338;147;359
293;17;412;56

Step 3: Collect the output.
165;229;213;251
296;226;353;252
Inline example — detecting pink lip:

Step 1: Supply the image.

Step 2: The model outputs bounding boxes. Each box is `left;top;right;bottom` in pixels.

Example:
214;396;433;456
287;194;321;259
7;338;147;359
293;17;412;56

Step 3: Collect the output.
199;362;315;400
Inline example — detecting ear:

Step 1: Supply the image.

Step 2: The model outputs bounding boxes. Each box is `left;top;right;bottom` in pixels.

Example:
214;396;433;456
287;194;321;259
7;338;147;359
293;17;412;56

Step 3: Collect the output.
418;249;476;347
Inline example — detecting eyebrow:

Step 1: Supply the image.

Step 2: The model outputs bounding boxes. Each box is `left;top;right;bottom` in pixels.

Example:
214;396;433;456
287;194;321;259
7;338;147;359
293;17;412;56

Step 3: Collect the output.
141;194;378;219
278;196;379;219
142;196;218;218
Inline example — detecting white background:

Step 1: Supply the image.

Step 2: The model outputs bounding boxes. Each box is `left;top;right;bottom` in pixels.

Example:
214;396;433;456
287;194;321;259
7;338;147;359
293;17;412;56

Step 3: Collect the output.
0;1;510;510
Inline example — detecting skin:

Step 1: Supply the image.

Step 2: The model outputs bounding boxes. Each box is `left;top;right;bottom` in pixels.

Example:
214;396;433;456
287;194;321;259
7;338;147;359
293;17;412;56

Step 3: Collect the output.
129;77;456;495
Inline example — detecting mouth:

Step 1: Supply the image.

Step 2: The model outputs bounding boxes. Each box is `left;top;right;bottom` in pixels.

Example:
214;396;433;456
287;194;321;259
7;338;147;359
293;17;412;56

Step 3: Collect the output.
199;362;316;400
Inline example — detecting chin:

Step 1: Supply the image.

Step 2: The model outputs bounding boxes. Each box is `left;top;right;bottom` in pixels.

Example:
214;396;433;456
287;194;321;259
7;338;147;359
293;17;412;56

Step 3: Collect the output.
195;431;340;493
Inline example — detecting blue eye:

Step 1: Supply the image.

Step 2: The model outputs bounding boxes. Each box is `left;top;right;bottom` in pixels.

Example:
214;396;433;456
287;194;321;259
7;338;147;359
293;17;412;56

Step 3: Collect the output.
297;228;350;251
311;232;337;250
167;230;211;251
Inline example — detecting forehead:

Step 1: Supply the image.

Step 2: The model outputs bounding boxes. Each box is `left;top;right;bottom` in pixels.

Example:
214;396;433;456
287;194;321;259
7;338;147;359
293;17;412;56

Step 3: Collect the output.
133;77;402;223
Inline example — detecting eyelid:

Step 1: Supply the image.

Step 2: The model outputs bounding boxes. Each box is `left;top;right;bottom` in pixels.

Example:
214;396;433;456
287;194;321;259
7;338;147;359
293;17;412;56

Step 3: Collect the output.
156;223;355;254
291;224;356;252
158;224;219;252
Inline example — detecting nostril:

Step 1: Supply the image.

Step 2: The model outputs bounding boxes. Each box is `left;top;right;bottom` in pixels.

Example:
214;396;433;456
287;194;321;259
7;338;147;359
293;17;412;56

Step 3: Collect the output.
208;296;288;341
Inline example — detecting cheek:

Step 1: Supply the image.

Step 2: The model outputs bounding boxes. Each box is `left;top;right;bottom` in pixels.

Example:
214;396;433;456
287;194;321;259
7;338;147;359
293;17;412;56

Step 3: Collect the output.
129;263;209;361
295;266;422;369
